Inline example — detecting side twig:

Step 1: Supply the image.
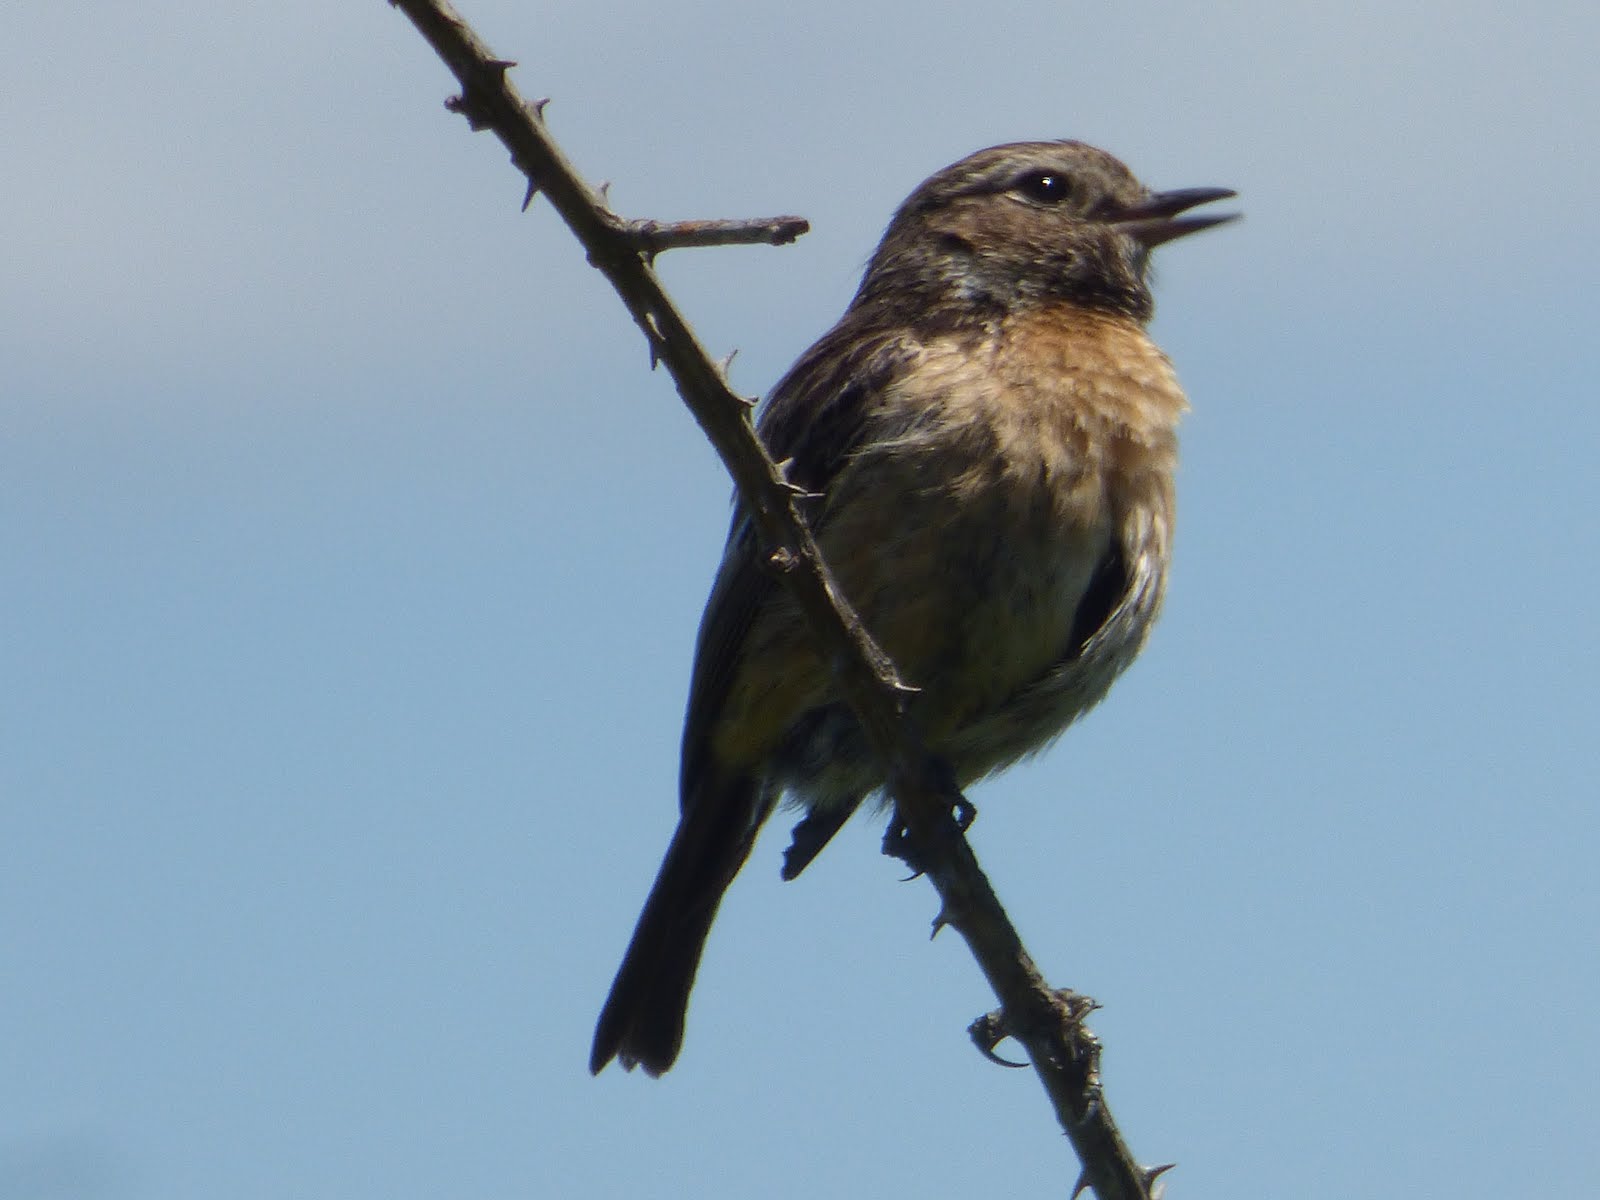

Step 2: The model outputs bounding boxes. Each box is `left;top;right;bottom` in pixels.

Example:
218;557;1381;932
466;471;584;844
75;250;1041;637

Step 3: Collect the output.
622;216;812;258
388;3;1166;1196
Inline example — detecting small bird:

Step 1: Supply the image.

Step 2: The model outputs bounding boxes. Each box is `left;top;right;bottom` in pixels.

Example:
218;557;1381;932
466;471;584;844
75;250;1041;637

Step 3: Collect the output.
591;140;1235;1076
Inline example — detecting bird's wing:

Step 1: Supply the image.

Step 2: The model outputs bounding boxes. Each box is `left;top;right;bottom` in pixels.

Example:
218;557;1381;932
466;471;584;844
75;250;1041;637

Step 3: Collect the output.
677;318;915;809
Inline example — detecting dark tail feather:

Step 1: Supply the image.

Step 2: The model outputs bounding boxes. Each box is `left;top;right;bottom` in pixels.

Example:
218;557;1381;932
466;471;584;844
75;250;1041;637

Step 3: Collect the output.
780;798;862;881
590;774;769;1077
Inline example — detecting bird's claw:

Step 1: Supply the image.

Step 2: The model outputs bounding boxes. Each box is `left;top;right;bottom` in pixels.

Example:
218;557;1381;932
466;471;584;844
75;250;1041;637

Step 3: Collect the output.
880;790;977;876
968;1009;1029;1068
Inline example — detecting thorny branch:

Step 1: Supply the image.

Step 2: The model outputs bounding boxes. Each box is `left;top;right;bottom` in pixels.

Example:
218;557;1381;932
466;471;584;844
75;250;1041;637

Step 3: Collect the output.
389;2;1169;1196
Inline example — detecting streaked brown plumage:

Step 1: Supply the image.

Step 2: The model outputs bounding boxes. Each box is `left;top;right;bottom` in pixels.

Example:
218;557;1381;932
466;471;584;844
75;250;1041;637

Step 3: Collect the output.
592;140;1236;1076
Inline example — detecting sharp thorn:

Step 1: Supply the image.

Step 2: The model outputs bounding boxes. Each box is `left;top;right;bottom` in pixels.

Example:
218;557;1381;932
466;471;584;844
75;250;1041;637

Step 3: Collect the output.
521;179;540;211
772;458;820;497
1070;1170;1091;1200
530;97;551;118
640;312;664;370
1143;1163;1177;1199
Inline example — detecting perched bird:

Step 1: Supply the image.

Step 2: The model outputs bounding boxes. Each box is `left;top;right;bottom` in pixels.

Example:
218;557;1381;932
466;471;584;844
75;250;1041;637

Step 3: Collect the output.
591;140;1235;1076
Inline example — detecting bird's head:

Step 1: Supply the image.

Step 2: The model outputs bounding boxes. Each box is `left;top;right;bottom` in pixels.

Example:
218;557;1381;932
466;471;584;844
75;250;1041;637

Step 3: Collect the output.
854;140;1237;325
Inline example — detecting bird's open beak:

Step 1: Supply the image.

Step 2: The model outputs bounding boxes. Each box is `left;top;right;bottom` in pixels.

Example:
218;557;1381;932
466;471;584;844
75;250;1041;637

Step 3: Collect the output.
1108;187;1239;248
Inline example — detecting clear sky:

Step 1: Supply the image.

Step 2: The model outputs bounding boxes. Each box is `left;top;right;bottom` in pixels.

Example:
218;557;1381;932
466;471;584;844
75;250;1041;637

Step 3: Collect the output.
4;3;1597;1198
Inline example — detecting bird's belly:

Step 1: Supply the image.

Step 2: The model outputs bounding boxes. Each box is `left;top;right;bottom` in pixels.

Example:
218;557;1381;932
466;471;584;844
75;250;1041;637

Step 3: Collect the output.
890;514;1107;720
792;446;1115;781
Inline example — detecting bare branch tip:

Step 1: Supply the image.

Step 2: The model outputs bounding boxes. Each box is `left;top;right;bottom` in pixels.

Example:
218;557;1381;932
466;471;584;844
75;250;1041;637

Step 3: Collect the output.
771;215;811;244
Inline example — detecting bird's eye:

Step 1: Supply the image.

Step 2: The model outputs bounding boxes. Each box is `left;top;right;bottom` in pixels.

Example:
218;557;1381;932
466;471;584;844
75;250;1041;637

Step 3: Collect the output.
1014;171;1072;204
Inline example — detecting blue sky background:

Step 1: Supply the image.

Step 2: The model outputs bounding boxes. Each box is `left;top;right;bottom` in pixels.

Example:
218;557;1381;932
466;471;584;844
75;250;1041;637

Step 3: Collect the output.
4;3;1597;1197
